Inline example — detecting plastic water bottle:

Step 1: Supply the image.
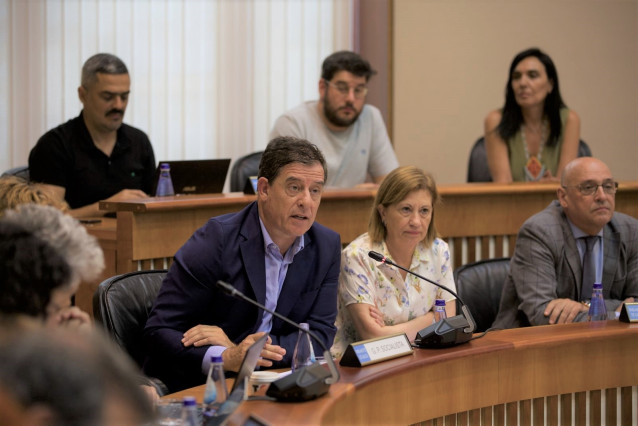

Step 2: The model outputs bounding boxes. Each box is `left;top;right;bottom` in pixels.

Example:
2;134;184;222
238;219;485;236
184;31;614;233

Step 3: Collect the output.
434;299;447;322
588;282;607;321
291;323;315;372
156;163;175;196
203;356;228;417
180;396;199;426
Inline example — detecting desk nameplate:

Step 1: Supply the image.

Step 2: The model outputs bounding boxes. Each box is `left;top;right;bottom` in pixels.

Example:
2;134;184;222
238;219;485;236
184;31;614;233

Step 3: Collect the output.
619;302;638;323
339;333;413;367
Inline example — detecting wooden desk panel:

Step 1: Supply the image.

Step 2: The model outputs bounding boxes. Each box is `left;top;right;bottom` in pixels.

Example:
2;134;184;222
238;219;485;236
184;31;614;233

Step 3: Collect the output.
163;322;638;425
98;182;638;275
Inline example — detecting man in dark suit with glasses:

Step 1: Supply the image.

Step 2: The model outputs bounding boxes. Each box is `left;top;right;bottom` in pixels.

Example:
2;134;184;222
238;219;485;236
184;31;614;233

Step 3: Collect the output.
493;157;638;328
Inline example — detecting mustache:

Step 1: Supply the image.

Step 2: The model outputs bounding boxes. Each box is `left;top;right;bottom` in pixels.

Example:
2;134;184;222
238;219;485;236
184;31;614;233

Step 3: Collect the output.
106;109;124;116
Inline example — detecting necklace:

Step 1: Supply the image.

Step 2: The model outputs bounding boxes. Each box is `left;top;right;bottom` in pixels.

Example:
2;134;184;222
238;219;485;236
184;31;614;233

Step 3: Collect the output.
521;119;548;181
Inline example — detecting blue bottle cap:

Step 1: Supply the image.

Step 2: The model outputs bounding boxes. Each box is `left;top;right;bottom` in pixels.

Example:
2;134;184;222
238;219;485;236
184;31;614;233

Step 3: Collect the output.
593;283;603;289
182;396;197;406
435;299;446;306
211;355;223;363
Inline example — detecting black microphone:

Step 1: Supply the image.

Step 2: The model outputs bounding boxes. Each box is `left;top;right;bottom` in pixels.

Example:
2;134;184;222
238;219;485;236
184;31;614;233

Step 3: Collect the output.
368;251;476;348
215;280;339;402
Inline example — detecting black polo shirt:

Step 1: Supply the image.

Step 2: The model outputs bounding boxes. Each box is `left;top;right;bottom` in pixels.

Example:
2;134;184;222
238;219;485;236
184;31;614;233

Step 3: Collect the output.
29;112;156;209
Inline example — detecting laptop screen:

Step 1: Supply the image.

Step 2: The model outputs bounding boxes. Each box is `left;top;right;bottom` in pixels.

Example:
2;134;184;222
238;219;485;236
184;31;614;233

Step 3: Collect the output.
152;159;231;195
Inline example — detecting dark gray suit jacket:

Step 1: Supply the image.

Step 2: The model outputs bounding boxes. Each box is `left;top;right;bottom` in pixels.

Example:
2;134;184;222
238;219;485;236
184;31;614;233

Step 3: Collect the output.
493;200;638;329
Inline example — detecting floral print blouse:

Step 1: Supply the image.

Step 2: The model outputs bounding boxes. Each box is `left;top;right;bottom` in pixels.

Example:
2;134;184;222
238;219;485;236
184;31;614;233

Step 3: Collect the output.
330;233;456;358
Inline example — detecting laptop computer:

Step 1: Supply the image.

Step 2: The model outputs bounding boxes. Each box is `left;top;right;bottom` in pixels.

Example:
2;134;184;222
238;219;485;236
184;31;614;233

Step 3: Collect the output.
152;159;231;195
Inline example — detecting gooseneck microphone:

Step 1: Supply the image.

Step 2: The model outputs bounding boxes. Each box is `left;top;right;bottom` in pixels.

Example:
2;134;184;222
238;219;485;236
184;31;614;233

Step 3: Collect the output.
215;280;339;401
368;251;476;348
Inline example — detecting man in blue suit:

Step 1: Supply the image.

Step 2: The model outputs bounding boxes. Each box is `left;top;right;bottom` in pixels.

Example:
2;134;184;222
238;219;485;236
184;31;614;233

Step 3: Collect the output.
143;137;341;393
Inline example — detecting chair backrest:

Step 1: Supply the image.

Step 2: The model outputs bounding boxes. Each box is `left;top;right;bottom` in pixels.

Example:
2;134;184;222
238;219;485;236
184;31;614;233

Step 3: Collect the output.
466;138;593;183
467;137;492;182
1;165;30;181
230;151;263;192
453;258;510;332
93;270;167;368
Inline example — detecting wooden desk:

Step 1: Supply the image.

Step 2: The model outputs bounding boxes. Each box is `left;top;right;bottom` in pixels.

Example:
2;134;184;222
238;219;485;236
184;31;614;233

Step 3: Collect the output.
164;321;638;425
98;182;638;275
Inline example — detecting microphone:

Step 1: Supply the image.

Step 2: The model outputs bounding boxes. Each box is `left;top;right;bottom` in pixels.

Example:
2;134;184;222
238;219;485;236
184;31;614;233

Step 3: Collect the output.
368;251;476;348
215;280;339;402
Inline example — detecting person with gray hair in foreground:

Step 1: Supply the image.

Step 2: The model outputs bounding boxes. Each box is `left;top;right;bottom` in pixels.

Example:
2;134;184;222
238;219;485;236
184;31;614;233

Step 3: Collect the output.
2;203;104;330
29;52;156;218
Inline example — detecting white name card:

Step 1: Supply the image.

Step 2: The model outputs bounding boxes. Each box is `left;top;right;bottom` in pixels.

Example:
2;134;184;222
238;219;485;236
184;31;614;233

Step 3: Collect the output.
339;333;413;367
619;302;638;323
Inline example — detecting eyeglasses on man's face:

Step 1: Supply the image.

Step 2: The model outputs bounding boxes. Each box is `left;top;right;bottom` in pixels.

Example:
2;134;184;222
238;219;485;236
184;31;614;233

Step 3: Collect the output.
324;79;368;99
562;180;618;196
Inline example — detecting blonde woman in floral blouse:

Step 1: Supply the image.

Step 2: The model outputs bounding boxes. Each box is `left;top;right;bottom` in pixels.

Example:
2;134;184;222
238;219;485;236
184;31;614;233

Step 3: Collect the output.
331;166;456;358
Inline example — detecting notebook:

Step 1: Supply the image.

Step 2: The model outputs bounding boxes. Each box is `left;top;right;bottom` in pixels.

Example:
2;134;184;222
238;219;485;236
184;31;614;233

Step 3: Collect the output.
152;159;231;195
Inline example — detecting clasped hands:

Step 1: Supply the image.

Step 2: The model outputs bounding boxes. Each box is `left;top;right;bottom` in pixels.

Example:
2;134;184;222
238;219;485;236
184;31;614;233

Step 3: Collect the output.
181;325;286;372
544;297;635;324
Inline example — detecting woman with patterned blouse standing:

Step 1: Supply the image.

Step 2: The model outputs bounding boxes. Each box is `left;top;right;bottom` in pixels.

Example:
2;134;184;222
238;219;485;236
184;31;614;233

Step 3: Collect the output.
331;166;456;358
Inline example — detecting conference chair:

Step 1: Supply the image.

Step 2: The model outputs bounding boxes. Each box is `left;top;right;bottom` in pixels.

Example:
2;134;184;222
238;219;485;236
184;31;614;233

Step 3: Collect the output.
466;138;593;182
230;151;263;193
1;165;30;181
93;269;166;367
453;257;511;332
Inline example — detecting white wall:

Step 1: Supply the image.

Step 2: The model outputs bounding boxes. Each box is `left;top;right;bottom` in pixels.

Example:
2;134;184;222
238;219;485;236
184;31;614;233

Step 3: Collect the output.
393;0;638;184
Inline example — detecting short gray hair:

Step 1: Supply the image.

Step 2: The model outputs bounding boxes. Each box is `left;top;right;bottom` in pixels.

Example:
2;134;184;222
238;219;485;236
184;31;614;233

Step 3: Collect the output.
2;205;105;287
81;53;128;88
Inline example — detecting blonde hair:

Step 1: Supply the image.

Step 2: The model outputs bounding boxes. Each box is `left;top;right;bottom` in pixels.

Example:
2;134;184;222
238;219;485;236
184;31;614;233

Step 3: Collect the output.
368;166;440;247
0;176;69;216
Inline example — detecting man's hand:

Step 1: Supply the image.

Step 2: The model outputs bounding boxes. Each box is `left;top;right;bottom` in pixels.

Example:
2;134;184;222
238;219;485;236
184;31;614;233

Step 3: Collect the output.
182;325;235;348
617;297;635;313
46;306;92;332
544;298;589;324
221;332;286;372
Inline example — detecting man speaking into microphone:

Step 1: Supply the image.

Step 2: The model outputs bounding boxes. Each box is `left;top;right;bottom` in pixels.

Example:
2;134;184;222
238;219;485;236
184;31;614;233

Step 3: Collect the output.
143;137;341;393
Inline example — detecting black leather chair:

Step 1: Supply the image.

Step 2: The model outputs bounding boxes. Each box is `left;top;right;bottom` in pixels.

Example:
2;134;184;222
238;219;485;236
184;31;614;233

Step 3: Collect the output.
466;138;593;182
93;270;167;369
453;258;510;332
1;165;30;181
230;151;263;192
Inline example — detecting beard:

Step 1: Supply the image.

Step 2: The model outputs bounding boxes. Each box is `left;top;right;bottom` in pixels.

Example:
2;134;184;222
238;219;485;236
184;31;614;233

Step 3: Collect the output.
322;96;362;128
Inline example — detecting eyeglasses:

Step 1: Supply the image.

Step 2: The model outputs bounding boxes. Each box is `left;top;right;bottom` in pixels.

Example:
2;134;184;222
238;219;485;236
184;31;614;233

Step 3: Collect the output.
323;79;368;99
562;180;618;196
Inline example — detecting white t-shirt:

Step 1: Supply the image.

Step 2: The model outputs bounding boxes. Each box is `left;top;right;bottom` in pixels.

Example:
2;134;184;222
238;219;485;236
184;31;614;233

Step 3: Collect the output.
269;101;399;188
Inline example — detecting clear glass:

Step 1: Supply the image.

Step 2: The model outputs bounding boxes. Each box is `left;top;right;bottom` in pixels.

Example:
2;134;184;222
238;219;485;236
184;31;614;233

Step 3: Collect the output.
155;399;182;426
156;163;175;197
588;283;607;321
434;299;447;322
203;356;228;417
291;322;315;371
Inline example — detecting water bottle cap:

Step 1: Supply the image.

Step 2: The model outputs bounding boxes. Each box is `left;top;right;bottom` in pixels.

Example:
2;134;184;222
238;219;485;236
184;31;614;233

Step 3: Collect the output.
435;299;446;306
300;322;310;331
160;163;170;170
593;283;603;289
182;396;197;406
211;355;223;363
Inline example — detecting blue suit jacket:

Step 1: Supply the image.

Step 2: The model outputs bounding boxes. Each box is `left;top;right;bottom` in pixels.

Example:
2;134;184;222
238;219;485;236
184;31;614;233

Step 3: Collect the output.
143;202;341;392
